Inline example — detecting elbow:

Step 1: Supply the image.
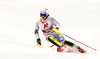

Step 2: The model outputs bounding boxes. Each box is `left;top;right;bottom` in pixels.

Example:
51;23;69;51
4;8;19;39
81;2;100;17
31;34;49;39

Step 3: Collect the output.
34;29;38;34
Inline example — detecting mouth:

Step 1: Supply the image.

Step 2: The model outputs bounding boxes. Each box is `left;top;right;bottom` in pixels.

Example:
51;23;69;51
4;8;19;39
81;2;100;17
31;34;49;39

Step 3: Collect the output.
41;17;46;20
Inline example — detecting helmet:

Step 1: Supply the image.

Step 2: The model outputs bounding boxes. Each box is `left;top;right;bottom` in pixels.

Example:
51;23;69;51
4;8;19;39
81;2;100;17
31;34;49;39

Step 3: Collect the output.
40;8;49;17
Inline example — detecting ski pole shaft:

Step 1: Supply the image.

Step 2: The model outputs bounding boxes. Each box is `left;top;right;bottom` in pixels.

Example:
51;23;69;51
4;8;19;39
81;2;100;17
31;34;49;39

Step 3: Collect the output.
62;33;97;51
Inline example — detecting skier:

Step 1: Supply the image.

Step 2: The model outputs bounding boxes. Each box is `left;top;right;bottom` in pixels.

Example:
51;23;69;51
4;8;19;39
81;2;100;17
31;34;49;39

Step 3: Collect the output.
34;8;85;53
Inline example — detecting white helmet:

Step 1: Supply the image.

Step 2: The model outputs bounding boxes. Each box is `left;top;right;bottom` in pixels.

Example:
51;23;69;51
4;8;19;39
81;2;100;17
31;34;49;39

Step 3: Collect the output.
40;8;49;17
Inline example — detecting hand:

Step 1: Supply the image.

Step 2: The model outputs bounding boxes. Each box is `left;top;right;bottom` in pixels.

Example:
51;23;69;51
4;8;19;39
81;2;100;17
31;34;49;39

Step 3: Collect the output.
53;28;62;34
37;38;41;47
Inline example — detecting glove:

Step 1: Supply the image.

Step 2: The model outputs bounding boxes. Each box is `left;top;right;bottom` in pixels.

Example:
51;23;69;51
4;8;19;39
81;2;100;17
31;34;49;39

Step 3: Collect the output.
55;27;59;30
53;28;62;34
37;38;41;47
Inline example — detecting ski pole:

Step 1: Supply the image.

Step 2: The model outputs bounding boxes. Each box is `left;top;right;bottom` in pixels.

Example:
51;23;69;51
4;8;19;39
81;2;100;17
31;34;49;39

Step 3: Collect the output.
62;33;97;51
53;28;97;51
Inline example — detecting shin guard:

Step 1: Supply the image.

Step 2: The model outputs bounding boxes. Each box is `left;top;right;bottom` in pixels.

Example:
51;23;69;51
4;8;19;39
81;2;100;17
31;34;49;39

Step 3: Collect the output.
48;36;62;47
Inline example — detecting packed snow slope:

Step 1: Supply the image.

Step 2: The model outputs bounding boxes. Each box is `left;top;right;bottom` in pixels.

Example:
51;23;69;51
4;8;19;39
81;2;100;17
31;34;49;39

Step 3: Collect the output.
0;0;100;59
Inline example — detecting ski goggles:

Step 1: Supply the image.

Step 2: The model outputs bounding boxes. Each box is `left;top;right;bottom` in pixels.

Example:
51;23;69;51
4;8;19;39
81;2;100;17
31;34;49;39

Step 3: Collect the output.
40;13;46;17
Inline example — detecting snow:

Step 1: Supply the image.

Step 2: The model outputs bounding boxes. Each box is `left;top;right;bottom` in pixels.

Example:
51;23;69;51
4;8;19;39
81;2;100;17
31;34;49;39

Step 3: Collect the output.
0;0;100;59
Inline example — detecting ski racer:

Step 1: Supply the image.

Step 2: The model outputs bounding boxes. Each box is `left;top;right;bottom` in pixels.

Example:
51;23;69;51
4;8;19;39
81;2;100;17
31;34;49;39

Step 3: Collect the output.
34;8;86;53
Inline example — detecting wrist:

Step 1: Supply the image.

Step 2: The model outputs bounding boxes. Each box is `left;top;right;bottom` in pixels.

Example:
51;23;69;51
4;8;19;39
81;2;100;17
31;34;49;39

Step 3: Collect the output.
37;38;40;40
